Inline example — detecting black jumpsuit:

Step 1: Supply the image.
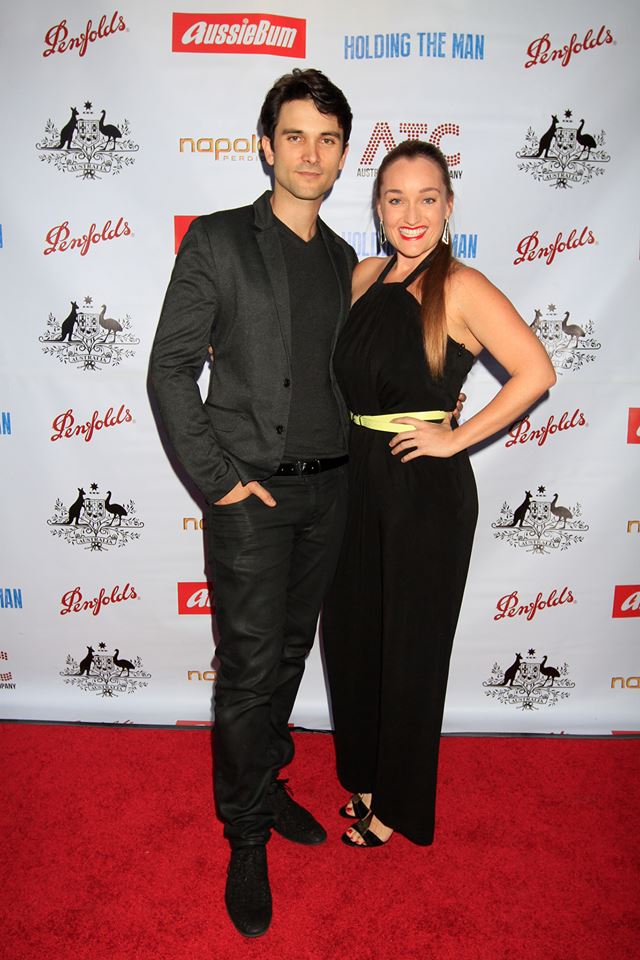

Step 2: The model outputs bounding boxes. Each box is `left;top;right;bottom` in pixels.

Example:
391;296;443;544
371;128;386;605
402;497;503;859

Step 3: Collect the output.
323;253;478;845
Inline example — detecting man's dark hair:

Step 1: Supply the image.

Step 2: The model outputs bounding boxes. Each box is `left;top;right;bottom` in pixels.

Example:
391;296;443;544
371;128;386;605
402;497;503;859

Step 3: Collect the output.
259;68;353;156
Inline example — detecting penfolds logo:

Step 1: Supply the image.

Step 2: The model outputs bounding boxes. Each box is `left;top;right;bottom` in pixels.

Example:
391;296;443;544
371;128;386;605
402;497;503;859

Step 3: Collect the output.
514;226;595;267
506;409;586;449
177;581;215;614
43;217;131;257
43;11;126;59
172;13;306;58
495;586;574;623
612;585;640;619
51;404;132;443
60;582;138;617
525;26;613;70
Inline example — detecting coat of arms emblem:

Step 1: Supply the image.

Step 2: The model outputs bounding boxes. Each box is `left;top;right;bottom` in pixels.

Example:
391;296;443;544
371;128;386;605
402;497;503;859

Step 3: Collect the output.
36;101;139;179
516;108;609;188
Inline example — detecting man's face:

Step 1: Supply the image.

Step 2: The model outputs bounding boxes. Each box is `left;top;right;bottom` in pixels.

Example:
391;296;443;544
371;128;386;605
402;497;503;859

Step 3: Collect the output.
261;97;349;203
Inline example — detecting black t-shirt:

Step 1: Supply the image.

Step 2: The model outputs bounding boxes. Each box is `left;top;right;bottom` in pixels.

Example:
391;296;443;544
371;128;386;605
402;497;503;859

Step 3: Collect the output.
275;218;346;459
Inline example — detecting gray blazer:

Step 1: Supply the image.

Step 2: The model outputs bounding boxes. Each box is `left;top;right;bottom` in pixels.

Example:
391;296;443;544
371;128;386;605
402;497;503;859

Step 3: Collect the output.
150;191;357;503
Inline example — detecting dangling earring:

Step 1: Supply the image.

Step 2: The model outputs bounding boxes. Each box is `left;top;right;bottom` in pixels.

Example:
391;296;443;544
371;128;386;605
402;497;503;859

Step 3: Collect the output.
378;219;387;248
442;218;450;246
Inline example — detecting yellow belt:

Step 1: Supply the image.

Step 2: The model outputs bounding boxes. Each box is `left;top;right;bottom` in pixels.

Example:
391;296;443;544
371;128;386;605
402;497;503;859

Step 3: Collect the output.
350;410;446;433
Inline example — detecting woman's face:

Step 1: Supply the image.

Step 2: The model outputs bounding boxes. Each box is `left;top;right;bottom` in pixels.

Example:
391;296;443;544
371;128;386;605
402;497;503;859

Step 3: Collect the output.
377;155;453;260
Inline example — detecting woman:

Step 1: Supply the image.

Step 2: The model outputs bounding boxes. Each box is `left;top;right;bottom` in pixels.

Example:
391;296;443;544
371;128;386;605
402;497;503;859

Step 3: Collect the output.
322;140;555;847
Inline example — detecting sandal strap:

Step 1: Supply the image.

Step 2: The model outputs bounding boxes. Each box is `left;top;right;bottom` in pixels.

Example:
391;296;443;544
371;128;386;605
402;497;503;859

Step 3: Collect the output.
350;811;385;847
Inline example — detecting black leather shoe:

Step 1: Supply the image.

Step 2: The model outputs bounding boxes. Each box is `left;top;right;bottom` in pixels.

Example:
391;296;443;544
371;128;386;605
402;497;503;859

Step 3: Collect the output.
269;778;327;845
225;846;272;938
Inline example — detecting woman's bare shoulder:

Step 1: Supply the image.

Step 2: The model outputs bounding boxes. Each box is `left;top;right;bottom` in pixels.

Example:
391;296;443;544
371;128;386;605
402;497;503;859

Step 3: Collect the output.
352;256;390;303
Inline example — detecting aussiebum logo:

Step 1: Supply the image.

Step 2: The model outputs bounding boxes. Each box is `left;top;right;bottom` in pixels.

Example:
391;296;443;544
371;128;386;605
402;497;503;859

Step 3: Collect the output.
172;13;306;58
36;101;138;179
358;122;462;174
516;108;609;189
627;409;640;444
43;11;126;58
60;583;138;617
506;409;587;449
525;26;614;69
51;404;133;443
513;226;595;267
61;640;150;698
612;586;640;619
43;218;132;257
177;582;215;614
494;587;574;623
40;294;139;370
179;133;259;161
483;648;574;710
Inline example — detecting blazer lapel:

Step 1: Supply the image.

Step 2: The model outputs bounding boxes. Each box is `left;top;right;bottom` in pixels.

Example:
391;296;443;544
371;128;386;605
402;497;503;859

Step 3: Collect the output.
253;193;292;362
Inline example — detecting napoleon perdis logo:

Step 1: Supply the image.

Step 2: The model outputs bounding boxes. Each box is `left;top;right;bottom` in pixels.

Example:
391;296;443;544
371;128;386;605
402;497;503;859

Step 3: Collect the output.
172;13;306;57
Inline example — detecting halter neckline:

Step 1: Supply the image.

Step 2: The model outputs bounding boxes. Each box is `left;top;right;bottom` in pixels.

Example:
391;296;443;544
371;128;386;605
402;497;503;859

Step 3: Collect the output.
377;248;440;288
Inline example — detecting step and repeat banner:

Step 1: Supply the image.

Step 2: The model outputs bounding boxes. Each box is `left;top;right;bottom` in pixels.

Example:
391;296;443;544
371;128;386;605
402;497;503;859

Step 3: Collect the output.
1;0;638;733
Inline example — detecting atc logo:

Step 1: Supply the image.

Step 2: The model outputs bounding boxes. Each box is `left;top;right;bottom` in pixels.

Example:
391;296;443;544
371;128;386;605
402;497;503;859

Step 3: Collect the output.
528;303;600;374
61;640;150;698
516;108;609;188
47;481;144;551
178;582;215;614
627;409;640;444
0;650;15;689
172;13;305;57
483;648;575;710
40;294;139;370
358;121;461;174
37;101;138;179
612;586;640;619
492;483;589;554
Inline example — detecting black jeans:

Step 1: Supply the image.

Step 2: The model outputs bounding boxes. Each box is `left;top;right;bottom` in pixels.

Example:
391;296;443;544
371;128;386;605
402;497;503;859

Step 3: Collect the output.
206;466;347;848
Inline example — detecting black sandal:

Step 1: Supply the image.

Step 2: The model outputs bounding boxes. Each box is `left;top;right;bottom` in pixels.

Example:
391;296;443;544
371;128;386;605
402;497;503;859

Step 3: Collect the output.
338;792;370;820
341;810;390;848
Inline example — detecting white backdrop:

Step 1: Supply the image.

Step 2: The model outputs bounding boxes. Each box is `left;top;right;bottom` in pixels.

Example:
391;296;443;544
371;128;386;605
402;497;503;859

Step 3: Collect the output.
1;0;638;734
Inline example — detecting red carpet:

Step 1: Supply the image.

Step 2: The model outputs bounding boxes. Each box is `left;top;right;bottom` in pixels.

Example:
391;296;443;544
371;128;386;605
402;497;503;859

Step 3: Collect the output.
1;725;639;960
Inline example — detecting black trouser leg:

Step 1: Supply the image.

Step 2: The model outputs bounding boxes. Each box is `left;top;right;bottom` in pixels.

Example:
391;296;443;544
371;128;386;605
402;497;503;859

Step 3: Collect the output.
206;467;347;848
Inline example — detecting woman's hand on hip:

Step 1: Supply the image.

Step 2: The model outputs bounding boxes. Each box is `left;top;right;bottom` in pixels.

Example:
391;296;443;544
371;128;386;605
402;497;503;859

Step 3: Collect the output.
389;416;457;461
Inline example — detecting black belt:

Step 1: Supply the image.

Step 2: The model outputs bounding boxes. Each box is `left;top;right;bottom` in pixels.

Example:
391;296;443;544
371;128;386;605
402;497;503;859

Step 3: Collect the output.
274;455;349;476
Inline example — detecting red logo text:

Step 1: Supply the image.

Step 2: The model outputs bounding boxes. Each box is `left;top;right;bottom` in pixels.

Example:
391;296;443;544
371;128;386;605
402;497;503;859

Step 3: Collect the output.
360;121;461;167
60;583;138;617
506;409;586;449
172;13;305;58
514;226;595;267
43;11;126;58
495;587;574;623
525;25;613;69
51;404;132;443
43;217;131;258
612;586;640;619
174;215;197;253
178;582;215;614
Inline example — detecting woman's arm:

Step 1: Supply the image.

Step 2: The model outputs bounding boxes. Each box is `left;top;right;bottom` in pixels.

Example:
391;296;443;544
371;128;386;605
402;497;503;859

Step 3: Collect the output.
390;266;556;460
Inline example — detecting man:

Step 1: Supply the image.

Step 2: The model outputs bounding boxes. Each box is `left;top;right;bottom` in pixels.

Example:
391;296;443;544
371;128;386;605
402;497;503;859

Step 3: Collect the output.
150;69;356;938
